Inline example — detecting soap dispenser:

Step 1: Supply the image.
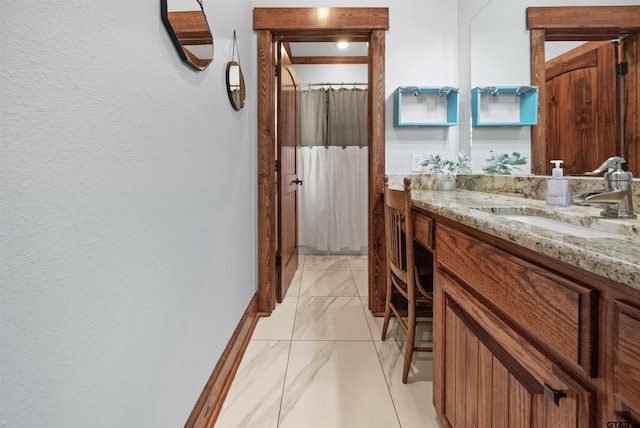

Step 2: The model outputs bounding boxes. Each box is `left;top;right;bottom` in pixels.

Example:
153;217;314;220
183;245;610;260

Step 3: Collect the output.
546;160;570;207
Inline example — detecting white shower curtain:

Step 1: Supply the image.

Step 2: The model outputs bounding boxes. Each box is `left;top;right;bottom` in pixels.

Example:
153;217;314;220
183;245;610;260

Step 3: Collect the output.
297;88;368;254
298;146;368;253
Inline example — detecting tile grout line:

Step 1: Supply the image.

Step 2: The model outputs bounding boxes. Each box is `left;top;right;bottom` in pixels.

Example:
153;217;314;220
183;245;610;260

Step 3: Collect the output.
279;255;386;426
374;338;404;428
359;257;404;427
276;258;304;428
352;257;404;427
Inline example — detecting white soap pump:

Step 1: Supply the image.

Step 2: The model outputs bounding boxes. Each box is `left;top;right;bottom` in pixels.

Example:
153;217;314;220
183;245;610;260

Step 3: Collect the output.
546;160;570;207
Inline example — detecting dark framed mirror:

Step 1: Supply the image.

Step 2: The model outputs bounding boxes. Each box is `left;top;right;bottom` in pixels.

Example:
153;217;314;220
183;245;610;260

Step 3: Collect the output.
226;61;245;111
161;0;213;71
226;31;245;111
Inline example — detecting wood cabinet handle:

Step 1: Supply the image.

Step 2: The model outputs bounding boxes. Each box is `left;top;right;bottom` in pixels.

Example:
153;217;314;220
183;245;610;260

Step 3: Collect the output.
543;383;567;406
292;179;303;185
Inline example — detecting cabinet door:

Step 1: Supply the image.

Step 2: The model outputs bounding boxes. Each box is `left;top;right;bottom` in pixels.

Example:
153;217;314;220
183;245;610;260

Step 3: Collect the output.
612;300;640;425
438;273;594;428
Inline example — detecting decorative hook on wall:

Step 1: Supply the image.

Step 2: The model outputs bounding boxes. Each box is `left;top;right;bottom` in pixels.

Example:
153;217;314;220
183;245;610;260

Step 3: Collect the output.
230;30;241;64
515;86;538;96
478;86;500;96
438;86;459;97
400;86;422;97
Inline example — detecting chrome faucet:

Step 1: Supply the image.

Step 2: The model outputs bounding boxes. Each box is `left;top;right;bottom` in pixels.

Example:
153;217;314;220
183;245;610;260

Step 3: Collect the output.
572;157;636;219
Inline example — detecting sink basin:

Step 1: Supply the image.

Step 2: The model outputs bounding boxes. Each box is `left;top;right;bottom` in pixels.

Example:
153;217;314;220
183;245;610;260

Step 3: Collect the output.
501;215;626;239
468;205;637;239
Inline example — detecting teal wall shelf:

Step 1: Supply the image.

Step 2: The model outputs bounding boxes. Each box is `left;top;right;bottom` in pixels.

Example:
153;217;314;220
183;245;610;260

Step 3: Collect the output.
471;86;538;126
393;86;459;127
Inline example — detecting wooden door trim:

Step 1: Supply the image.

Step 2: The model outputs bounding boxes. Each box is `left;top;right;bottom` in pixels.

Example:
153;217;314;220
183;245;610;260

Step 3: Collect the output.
368;28;387;316
256;29;276;313
254;8;389;314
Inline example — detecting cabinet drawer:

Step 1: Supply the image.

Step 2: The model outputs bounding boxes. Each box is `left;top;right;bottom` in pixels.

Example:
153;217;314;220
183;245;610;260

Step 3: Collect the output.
436;224;597;374
614;300;640;413
413;211;434;250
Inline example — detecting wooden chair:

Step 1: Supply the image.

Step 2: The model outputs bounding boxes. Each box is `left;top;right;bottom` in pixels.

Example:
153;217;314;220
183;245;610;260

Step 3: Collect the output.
381;176;434;383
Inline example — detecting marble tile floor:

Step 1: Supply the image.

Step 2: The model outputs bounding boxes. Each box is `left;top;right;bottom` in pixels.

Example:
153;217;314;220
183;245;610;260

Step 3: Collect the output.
216;255;439;428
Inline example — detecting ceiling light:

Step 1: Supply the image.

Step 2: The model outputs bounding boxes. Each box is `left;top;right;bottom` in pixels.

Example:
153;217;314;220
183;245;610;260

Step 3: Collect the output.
336;41;350;50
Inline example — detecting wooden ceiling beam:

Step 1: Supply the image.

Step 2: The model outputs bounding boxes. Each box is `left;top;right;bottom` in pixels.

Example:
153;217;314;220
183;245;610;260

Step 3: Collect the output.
543;32;636;42
168;11;212;45
527;6;640;35
254;7;388;32
275;33;371;43
291;56;368;65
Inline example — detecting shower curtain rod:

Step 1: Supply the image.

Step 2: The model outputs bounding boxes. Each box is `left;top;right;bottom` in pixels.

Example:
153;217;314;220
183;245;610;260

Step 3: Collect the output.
299;82;368;88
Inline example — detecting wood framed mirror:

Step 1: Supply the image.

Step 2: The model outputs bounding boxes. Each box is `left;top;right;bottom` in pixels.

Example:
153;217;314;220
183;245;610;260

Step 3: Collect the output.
225;32;245;111
226;61;245;111
527;6;640;175
161;0;214;71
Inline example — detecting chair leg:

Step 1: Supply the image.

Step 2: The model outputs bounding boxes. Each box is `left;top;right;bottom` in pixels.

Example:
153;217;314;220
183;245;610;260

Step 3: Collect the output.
402;318;416;383
381;270;393;341
402;282;417;383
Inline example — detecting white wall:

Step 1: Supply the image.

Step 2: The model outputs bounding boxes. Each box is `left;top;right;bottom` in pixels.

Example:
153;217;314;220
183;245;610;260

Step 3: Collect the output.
1;1;256;426
457;0;490;161
465;0;536;174
384;1;460;173
295;64;368;87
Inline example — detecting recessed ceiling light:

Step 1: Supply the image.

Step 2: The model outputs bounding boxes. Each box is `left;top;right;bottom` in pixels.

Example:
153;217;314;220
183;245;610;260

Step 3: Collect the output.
336;41;349;50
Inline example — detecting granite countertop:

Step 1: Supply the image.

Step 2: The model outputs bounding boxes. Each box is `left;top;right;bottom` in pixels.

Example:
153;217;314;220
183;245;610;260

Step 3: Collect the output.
409;189;639;291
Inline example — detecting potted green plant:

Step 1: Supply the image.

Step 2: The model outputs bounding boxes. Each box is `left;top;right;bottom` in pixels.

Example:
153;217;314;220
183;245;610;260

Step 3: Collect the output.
421;151;471;191
482;151;528;175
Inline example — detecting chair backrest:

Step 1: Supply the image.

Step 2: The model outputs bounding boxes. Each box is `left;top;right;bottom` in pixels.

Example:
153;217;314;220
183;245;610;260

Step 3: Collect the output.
383;176;415;287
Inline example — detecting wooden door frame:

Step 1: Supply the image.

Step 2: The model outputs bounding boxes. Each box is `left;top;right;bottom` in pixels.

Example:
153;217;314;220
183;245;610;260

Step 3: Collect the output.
254;7;389;315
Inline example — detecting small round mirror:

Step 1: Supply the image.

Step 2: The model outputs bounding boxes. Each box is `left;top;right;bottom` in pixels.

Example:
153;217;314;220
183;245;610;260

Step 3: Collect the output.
226;61;246;111
161;0;213;71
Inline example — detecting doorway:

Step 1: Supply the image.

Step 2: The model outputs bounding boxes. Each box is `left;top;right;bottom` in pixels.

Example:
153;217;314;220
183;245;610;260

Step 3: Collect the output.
295;58;369;257
253;7;389;316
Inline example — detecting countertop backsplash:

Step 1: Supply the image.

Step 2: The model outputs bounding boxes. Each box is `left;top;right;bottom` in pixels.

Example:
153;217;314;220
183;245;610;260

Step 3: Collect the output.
386;174;640;214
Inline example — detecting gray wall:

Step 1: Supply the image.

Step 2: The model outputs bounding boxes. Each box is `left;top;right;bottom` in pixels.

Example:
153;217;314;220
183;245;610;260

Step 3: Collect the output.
1;1;256;426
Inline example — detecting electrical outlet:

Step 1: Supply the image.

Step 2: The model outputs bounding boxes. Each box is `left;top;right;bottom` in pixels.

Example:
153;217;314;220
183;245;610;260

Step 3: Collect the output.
411;154;423;172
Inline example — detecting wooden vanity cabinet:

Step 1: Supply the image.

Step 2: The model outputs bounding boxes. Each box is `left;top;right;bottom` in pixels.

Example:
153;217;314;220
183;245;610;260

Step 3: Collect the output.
411;208;640;428
438;270;594;428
